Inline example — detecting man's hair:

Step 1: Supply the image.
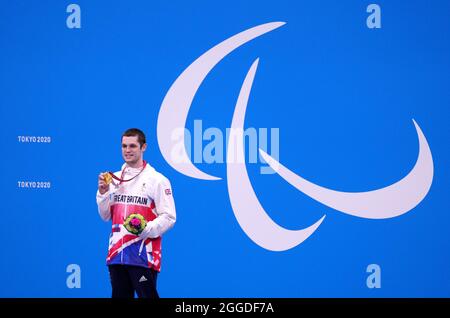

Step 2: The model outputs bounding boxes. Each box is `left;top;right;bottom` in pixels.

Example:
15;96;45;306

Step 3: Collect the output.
122;128;146;147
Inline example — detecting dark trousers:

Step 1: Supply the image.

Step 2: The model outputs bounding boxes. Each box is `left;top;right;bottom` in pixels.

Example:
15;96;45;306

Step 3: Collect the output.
108;264;159;299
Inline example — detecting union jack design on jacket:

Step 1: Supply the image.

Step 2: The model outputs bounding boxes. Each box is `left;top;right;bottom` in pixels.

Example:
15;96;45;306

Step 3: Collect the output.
96;162;176;272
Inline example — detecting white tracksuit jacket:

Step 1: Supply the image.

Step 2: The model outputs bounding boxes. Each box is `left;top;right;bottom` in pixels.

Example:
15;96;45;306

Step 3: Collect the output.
96;162;176;271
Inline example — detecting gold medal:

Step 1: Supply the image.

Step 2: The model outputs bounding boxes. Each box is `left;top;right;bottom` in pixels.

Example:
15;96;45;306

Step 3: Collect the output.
103;172;112;185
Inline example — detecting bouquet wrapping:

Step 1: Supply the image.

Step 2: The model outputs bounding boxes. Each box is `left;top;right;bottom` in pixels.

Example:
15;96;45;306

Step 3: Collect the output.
123;213;147;235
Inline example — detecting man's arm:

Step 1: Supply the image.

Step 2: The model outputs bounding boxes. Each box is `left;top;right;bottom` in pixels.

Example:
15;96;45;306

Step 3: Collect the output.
97;173;111;221
140;177;176;239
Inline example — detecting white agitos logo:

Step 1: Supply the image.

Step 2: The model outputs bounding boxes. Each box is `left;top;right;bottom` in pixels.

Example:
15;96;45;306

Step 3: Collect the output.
157;22;434;251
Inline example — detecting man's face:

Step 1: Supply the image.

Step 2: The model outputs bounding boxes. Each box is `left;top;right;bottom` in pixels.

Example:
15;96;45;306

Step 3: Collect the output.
122;136;147;165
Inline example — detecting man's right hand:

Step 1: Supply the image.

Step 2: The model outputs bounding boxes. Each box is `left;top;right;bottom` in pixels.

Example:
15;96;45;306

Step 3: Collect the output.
98;173;110;195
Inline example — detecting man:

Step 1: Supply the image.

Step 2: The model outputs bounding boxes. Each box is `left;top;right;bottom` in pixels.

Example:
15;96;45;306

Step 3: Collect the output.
96;128;176;298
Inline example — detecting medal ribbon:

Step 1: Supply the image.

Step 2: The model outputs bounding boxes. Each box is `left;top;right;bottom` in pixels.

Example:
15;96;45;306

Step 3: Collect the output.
108;161;147;185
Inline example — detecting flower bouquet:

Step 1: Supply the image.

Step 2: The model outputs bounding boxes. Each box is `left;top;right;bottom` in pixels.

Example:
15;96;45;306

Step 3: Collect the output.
123;213;147;235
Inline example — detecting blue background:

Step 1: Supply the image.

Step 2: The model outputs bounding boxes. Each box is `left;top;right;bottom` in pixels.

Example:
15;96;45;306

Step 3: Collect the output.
1;0;449;297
